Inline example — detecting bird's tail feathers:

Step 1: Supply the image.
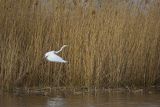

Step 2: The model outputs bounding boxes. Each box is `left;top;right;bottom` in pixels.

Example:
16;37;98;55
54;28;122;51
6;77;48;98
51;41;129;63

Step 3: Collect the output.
63;60;68;63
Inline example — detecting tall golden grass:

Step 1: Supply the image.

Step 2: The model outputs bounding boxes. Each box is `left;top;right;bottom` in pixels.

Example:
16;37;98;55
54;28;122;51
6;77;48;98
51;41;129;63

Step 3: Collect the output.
0;0;160;90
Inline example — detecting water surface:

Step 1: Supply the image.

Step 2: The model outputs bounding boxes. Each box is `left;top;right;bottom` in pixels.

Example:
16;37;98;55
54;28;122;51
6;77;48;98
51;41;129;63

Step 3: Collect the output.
1;92;160;107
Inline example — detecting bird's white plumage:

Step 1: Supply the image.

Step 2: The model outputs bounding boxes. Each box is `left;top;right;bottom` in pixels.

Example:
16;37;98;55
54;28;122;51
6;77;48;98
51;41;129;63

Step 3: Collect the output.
45;51;67;63
44;45;68;63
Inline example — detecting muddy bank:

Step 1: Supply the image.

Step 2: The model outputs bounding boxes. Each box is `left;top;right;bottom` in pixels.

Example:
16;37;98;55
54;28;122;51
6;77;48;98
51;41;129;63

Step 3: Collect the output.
1;86;160;97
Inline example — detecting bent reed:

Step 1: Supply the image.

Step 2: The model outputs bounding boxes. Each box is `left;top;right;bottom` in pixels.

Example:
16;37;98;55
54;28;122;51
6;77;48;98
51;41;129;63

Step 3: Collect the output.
0;0;160;91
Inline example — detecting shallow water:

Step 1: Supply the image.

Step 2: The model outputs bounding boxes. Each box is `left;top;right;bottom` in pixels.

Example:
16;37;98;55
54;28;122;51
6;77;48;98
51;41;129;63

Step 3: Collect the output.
1;92;160;107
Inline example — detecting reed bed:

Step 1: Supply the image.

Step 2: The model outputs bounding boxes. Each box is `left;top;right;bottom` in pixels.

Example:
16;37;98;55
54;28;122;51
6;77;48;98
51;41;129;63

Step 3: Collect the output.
0;0;160;90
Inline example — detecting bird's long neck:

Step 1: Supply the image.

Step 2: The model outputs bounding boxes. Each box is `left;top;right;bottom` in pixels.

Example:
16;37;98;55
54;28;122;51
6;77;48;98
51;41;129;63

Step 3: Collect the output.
55;45;66;54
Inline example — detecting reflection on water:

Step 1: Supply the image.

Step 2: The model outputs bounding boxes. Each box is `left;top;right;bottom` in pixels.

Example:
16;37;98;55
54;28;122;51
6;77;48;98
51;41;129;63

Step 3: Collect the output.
1;92;160;107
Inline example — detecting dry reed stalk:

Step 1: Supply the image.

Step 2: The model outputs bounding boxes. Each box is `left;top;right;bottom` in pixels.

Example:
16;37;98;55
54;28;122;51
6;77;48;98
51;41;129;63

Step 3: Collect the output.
0;0;160;90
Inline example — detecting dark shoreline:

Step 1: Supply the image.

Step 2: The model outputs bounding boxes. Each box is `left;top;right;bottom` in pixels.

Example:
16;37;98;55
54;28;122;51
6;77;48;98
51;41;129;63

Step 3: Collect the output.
1;86;160;97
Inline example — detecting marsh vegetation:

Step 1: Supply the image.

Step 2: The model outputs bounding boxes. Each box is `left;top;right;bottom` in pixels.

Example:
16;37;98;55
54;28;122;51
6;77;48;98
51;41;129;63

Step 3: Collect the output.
0;0;160;91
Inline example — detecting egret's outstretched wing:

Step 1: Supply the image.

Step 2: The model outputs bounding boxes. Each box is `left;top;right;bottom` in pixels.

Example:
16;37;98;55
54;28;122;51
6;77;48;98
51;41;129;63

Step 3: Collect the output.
47;53;67;63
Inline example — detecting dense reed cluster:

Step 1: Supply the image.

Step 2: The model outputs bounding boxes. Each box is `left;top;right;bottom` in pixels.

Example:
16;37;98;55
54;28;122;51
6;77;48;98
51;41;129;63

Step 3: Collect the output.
0;0;160;90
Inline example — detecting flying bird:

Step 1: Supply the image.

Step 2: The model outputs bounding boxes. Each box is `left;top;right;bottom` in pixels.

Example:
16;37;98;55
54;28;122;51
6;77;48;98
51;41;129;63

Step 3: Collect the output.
44;45;68;63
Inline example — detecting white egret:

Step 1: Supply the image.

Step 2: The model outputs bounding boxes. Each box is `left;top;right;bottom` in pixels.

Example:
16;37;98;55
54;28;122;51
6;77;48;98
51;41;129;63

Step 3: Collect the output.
44;45;68;63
